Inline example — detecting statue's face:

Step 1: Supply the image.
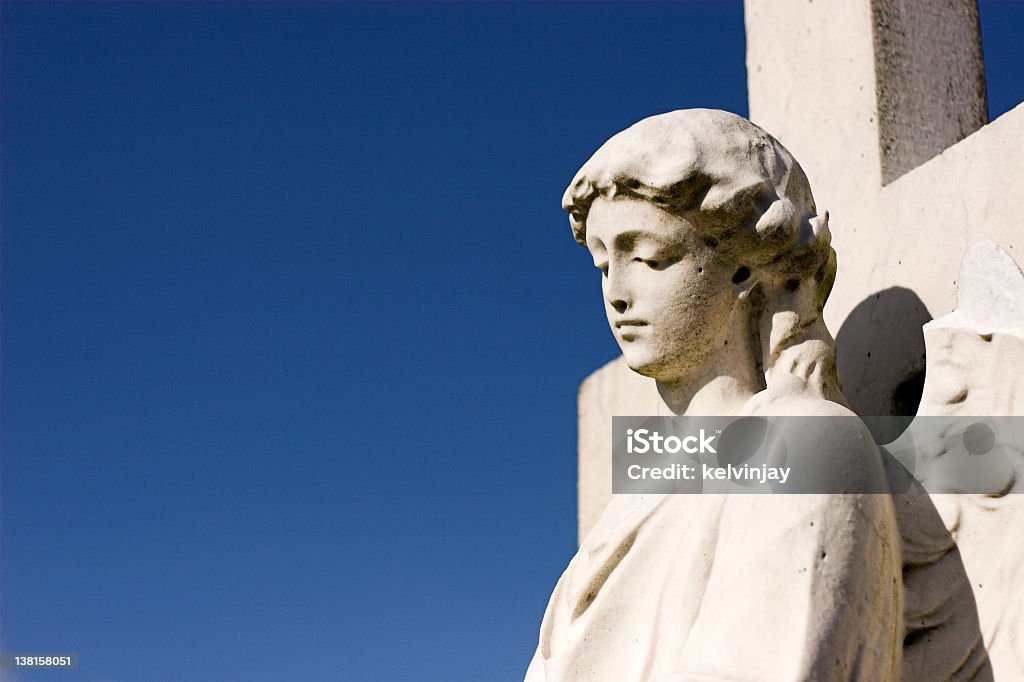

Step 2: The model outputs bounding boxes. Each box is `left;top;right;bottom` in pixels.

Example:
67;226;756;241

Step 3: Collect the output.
585;196;739;381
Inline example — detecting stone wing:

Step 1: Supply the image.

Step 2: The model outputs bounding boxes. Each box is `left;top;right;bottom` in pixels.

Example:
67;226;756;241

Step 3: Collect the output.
899;240;1024;679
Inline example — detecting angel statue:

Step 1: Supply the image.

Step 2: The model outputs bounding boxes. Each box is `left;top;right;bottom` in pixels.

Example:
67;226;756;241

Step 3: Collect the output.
525;110;1015;681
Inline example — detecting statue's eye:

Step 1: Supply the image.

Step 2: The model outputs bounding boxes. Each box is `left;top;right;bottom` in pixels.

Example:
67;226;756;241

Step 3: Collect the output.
595;262;608;276
635;256;668;270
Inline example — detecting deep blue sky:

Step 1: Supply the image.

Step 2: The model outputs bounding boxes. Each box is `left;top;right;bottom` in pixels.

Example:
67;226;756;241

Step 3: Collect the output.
2;2;1021;681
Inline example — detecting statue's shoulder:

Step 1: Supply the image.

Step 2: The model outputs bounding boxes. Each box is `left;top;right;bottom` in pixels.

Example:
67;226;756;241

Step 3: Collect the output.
745;394;888;494
743;392;854;417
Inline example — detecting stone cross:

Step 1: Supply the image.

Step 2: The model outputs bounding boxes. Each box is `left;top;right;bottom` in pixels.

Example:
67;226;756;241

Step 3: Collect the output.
578;0;1024;542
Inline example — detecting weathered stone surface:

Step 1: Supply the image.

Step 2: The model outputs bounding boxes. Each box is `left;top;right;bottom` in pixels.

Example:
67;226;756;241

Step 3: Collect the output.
747;0;988;188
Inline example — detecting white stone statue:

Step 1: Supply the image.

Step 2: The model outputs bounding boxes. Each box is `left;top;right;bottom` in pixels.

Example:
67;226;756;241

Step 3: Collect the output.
526;109;907;681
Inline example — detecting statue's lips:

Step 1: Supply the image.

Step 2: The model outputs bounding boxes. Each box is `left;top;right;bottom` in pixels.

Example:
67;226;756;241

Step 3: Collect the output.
614;320;649;341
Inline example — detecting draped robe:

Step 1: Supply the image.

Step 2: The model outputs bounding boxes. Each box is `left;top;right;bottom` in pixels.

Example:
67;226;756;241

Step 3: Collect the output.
526;410;904;682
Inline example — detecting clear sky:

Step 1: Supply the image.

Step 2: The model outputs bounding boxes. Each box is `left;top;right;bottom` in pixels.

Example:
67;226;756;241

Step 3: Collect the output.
2;2;1021;681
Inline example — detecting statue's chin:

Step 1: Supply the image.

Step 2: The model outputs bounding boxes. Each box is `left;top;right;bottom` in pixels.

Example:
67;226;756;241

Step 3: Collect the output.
622;353;671;381
623;348;703;383
627;363;659;379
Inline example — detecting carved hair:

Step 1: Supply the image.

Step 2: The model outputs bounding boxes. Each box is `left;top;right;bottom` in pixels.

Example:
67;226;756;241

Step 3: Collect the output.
562;109;844;404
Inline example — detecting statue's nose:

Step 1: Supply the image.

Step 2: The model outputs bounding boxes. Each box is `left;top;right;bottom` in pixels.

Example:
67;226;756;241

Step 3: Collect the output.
605;268;631;314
